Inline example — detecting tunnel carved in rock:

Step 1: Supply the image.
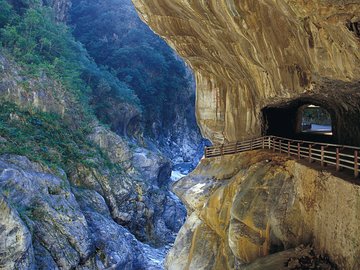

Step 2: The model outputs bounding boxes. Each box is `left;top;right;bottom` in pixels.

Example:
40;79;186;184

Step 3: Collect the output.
132;0;360;146
262;98;335;143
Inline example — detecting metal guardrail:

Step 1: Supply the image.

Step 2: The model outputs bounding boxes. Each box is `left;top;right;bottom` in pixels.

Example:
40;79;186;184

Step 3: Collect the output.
204;136;360;178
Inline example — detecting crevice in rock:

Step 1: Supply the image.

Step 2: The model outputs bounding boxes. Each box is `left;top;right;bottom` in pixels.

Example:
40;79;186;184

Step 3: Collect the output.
346;21;360;38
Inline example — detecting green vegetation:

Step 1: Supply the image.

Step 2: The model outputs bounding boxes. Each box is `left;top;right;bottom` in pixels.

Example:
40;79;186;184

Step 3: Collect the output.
0;0;140;116
71;0;193;134
0;101;113;173
0;0;194;140
0;0;195;173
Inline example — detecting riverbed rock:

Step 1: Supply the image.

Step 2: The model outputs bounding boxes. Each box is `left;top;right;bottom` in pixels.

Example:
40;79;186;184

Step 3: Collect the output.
0;154;94;269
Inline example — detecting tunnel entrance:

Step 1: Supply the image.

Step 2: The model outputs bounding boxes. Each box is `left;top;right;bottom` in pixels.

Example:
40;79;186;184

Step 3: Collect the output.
262;99;335;143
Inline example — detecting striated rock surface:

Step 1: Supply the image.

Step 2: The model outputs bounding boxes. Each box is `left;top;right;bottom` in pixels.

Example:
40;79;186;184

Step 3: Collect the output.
131;3;360;267
132;0;360;144
0;153;185;269
0;53;70;118
166;151;360;270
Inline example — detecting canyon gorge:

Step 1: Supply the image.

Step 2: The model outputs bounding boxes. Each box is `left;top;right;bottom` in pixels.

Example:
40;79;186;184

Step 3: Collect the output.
0;0;360;269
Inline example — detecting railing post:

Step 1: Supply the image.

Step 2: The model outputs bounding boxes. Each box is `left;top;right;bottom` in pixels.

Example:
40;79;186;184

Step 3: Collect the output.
297;143;300;159
268;137;271;149
354;150;358;178
287;141;290;157
273;138;276;152
336;148;340;172
321;146;324;167
262;137;264;149
220;145;224;156
308;144;312;163
250;139;253;150
279;140;282;153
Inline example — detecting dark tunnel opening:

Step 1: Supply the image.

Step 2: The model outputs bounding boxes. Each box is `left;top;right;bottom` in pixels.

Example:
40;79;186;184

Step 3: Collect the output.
262;98;336;143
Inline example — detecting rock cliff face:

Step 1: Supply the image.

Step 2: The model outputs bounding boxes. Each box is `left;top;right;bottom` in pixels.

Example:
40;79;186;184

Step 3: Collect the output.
43;0;72;22
0;154;144;269
131;1;360;269
167;151;360;270
0;53;69;118
132;0;360;145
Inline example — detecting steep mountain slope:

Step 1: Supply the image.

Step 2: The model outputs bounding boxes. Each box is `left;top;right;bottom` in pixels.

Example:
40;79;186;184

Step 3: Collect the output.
70;0;204;164
0;0;192;268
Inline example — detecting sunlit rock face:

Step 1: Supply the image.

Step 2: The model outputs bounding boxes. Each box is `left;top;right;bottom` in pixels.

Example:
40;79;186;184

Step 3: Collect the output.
167;151;360;270
132;0;360;144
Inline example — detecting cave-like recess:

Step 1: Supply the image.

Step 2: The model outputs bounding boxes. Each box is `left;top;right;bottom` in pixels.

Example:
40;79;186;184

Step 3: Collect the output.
261;93;360;146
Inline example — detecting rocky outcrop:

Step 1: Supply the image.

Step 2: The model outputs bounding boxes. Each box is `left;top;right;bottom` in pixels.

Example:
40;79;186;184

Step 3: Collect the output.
0;47;186;251
130;4;360;267
0;155;93;269
132;0;360;145
0;42;187;268
86;125;186;246
165;151;360;269
0;153;185;269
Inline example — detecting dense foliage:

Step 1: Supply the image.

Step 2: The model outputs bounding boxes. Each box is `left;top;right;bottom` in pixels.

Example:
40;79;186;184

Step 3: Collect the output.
71;0;193;134
0;0;198;169
0;0;140;117
0;101;114;173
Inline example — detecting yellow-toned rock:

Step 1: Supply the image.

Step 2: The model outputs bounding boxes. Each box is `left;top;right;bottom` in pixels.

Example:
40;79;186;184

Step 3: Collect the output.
132;0;360;144
167;151;360;269
131;1;360;269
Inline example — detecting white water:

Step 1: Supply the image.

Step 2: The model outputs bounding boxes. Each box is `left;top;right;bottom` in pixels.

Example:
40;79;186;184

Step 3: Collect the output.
171;170;186;182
